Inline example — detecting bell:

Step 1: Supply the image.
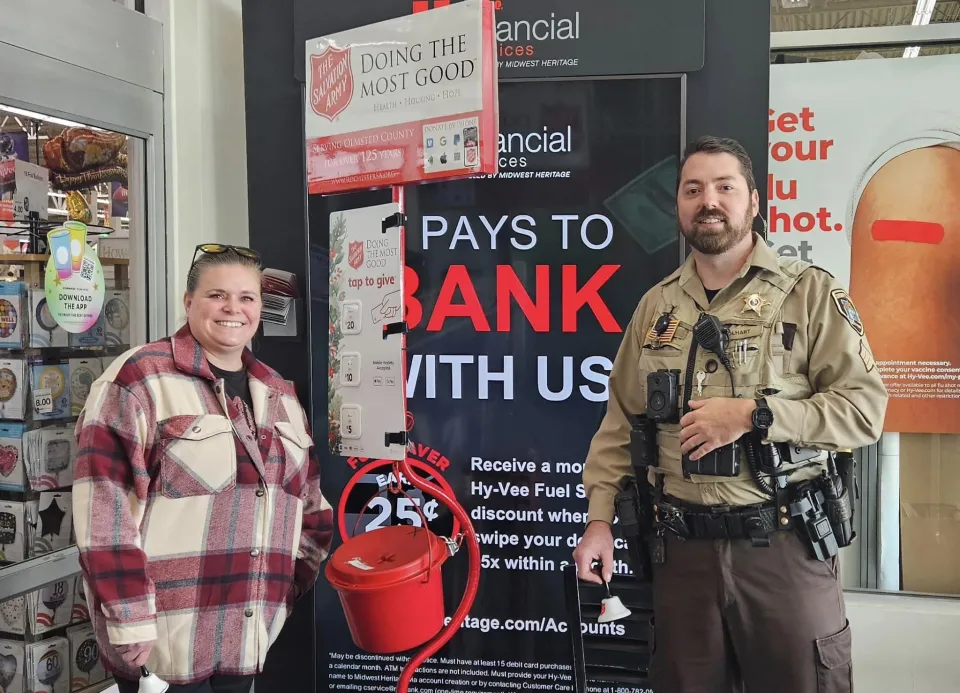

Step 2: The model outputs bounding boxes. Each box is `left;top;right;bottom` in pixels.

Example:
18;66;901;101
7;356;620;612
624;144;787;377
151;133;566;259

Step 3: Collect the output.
593;560;632;624
138;666;169;693
598;594;632;623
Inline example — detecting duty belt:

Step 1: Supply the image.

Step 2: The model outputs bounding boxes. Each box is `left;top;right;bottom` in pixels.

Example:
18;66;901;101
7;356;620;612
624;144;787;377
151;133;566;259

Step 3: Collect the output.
655;494;790;546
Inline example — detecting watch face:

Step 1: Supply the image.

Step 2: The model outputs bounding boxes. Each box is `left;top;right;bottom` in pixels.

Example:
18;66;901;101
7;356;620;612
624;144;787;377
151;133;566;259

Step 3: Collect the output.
755;408;774;428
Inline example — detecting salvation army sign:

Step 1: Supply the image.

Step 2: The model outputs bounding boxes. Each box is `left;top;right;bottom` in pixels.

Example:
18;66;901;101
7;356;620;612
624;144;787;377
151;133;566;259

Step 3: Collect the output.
310;46;354;121
304;0;499;194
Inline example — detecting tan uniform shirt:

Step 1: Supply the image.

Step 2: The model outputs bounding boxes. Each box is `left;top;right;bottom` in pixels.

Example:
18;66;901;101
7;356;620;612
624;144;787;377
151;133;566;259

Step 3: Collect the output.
583;234;889;524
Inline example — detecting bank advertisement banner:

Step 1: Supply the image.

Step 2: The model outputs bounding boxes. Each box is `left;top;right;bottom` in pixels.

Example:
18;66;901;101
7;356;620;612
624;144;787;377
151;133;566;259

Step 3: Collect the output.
312;76;683;693
305;0;499;194
293;0;706;84
768;55;960;434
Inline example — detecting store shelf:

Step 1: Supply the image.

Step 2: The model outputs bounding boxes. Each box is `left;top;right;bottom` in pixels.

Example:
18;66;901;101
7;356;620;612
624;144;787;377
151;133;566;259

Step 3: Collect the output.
0;545;79;601
0;254;129;266
78;680;116;693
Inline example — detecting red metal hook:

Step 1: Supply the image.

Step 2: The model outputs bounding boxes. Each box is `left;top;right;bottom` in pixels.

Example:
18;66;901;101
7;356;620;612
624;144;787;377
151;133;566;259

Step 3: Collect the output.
394;455;480;693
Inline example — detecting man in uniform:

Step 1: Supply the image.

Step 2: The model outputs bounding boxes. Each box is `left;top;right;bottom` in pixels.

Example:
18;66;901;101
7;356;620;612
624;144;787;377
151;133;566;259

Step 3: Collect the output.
573;136;888;693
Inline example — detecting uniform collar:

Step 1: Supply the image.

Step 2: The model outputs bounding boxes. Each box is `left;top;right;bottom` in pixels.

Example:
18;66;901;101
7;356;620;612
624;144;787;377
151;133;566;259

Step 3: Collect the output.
171;323;273;384
676;232;783;290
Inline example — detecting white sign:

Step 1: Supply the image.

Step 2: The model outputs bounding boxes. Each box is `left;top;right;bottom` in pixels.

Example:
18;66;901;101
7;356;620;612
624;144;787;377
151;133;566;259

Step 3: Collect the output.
12;160;49;221
328;203;406;460
33;387;53;415
768;54;960;288
305;0;499;194
769;54;960;435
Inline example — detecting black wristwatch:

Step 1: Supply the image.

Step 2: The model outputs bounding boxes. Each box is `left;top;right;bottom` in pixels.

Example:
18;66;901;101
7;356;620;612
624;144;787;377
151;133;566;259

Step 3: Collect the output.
752;397;774;431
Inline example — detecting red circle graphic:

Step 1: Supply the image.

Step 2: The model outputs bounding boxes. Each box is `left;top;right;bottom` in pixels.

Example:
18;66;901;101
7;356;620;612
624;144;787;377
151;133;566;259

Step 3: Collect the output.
336;456;461;542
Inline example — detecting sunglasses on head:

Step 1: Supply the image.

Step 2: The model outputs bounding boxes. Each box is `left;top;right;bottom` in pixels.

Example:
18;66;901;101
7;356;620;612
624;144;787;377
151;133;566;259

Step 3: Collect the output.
190;243;262;268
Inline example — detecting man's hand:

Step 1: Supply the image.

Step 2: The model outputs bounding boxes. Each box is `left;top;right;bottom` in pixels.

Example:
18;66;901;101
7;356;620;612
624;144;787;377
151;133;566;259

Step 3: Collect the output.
573;521;614;584
115;641;154;667
679;398;755;460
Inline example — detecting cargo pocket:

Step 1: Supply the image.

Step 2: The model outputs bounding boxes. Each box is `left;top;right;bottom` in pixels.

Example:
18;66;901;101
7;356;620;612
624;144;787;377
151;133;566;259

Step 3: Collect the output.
646;616;658;680
158;414;237;498
815;619;853;693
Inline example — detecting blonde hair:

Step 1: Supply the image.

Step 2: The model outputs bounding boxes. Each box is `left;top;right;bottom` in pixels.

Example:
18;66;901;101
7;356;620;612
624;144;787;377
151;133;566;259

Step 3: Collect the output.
186;248;262;294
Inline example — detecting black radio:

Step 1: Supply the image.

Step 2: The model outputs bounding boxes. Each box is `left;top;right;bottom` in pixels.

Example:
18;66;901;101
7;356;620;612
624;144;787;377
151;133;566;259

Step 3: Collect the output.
683;443;739;477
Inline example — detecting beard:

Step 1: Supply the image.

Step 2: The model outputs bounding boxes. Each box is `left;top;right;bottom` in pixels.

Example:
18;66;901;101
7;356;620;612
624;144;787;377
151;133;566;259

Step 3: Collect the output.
680;206;754;255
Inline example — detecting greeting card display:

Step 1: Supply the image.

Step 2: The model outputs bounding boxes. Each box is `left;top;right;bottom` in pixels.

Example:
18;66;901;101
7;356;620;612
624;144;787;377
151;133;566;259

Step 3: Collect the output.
0;359;25;421
23;425;76;491
0;596;25;636
27;579;74;635
70;576;88;624
103;289;130;347
0;282;26;350
67;623;105;692
29;360;70;421
67;311;105;348
27;492;73;556
0;424;25;492
0;638;25;693
0;502;26;564
68;358;102;416
26;637;68;693
28;289;67;348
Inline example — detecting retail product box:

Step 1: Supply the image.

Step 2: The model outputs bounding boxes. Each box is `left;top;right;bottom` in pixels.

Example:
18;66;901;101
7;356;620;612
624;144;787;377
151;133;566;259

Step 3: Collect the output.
67;311;105;348
29;359;70;421
0;281;26;349
0;637;26;693
67;622;105;692
0;501;26;564
68;357;102;416
0;595;25;636
0;358;25;421
23;425;76;491
103;289;130;347
25;637;69;693
28;578;74;635
0;423;26;492
900;433;960;595
70;575;89;624
26;492;72;557
28;288;68;348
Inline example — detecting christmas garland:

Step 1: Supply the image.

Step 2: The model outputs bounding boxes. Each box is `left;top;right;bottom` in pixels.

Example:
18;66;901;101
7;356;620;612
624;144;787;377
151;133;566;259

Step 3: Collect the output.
327;212;347;455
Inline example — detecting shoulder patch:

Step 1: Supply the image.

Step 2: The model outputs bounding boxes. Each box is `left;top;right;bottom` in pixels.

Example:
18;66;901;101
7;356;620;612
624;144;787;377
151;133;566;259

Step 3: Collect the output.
858;340;876;372
831;288;864;336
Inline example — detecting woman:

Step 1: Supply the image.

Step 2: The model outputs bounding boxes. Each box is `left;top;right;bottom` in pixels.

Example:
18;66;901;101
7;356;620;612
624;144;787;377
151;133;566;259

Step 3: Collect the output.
73;245;333;693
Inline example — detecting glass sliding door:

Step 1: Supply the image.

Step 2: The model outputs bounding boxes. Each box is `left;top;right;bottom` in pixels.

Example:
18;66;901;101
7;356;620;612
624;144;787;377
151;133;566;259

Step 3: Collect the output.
0;3;166;691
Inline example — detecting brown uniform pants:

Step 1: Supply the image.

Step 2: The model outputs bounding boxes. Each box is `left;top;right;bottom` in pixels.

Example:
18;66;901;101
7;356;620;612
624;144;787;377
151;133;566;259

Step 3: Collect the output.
649;527;853;693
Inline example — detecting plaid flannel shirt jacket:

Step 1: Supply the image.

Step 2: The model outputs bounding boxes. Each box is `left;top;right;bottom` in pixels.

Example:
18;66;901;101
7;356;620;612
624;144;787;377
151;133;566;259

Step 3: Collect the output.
73;325;334;684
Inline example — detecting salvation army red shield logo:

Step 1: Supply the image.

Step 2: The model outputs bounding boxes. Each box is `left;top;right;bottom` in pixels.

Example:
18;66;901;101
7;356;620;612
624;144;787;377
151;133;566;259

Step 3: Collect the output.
309;46;354;121
348;241;364;270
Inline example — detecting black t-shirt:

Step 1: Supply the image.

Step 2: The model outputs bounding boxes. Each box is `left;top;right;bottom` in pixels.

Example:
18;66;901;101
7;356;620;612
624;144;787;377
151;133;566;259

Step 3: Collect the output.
211;364;252;411
704;288;720;304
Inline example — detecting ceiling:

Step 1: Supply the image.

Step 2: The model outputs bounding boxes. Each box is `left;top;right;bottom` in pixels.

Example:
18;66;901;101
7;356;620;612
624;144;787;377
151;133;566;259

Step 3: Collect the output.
771;0;960;59
772;0;960;31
